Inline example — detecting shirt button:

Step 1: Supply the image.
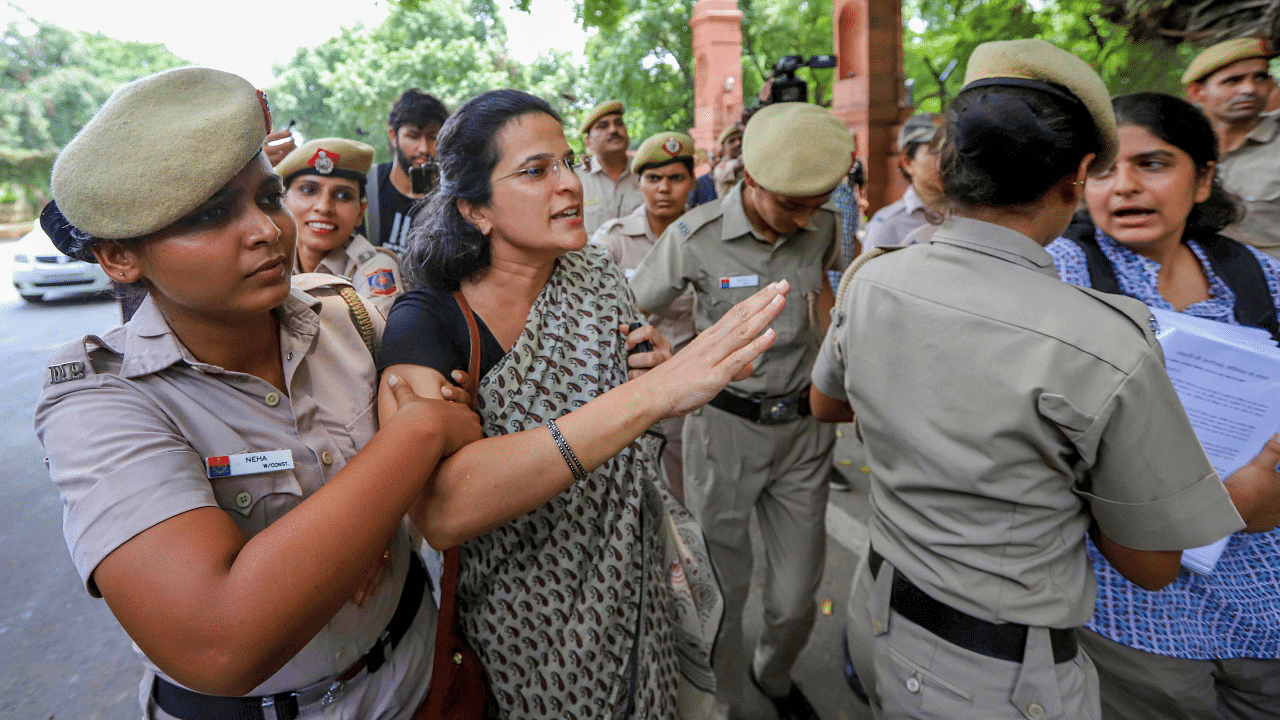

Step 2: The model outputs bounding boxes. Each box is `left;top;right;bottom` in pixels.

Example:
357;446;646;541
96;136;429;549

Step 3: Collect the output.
873;620;883;633
835;429;843;439
264;391;281;407
335;648;346;661
905;677;920;693
321;451;333;465
235;491;252;509
286;352;294;361
1027;703;1045;719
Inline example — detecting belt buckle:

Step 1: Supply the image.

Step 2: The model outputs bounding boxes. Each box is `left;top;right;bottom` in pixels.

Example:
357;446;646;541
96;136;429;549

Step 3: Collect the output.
760;397;798;424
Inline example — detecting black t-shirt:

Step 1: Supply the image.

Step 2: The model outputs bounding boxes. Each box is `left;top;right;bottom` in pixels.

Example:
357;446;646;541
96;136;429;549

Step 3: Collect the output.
367;162;419;255
378;286;506;382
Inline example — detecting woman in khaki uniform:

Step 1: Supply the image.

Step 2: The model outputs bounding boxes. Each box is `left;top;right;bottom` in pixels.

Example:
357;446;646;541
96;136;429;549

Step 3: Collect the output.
34;68;482;719
810;40;1266;719
275;138;405;316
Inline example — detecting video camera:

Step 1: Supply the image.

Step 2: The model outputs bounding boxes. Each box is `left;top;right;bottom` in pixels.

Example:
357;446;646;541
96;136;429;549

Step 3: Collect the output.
769;54;837;104
408;161;440;195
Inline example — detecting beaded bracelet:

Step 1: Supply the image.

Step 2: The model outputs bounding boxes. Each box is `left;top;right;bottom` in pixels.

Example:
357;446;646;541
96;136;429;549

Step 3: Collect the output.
547;419;588;482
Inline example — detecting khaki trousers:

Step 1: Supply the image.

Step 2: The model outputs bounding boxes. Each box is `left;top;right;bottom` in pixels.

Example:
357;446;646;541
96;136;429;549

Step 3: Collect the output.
1079;627;1280;720
683;407;834;716
846;554;1099;720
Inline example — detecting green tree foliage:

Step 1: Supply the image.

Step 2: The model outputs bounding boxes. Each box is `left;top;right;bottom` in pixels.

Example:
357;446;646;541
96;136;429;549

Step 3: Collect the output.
903;0;1199;113
269;0;585;164
0;13;187;212
576;0;694;146
568;0;836;144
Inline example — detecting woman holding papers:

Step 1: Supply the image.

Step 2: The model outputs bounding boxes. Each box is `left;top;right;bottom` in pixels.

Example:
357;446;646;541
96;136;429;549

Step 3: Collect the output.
1048;93;1280;720
809;41;1258;719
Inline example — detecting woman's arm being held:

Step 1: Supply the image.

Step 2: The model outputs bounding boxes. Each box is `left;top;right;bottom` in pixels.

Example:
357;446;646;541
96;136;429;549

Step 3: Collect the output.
388;280;790;549
92;381;480;696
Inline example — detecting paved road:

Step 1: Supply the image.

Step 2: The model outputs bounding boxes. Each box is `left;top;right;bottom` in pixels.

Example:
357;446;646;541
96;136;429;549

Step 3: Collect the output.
0;243;875;719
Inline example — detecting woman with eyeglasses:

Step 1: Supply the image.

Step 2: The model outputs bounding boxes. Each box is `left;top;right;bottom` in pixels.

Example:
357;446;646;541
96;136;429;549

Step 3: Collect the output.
1048;92;1280;720
377;89;788;717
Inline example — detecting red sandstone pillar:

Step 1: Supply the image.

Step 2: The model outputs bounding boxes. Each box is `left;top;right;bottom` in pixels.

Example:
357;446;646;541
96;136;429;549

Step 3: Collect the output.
831;0;910;214
689;0;744;173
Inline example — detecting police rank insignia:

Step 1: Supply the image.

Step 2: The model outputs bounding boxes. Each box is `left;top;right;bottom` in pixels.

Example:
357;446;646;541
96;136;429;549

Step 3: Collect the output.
310;149;338;175
47;361;85;385
662;137;682;156
366;269;397;296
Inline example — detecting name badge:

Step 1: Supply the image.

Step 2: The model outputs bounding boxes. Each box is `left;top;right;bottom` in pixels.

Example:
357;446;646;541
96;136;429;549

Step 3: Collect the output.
206;450;295;479
583;198;600;207
719;274;759;289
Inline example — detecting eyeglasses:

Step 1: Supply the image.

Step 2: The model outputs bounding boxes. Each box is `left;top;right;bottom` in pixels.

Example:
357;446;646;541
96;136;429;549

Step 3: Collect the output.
494;155;578;184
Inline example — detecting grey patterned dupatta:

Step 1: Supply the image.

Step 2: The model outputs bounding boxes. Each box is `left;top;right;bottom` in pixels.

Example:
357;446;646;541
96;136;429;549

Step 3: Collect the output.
456;244;680;719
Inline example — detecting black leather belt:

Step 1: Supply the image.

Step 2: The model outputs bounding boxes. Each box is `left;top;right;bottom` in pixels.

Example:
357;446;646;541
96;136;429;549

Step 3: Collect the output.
708;388;811;424
868;548;1077;664
153;551;427;720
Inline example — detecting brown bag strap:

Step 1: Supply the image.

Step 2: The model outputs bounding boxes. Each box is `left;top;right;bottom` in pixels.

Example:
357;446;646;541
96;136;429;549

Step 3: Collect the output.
427;291;481;682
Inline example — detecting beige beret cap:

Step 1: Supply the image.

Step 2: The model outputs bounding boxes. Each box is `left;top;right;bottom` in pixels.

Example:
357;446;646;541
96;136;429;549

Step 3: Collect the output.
51;66;269;239
742;103;854;196
963;38;1119;169
630;132;694;174
580;100;624;134
1182;37;1275;85
717;123;742;146
275;137;375;184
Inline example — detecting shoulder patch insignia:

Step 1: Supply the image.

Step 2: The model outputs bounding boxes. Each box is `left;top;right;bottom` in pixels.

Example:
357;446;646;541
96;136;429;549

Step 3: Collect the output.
366;268;397;296
355;250;376;264
48;361;85;385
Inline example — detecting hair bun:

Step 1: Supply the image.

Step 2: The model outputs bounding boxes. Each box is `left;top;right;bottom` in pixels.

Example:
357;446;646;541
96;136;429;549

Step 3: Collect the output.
955;93;1056;164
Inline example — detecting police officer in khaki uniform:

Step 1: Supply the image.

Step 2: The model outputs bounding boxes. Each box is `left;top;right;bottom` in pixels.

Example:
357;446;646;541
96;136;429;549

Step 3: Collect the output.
810;40;1251;719
276;138;405;315
632;103;854;720
575;100;644;235
1184;37;1280;257
593;131;698;499
862;113;945;250
33;67;481;720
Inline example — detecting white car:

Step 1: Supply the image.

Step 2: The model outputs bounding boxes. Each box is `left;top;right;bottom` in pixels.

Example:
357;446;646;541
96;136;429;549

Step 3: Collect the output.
11;221;112;302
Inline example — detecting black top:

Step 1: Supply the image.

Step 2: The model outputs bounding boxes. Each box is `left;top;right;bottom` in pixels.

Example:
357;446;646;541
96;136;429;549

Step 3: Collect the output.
378;286;507;381
366;162;419;255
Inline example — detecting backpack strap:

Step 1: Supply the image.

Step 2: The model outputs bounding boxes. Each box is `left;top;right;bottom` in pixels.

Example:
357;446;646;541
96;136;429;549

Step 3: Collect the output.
337;285;378;361
364;166;382;247
1196;234;1280;343
1062;217;1123;296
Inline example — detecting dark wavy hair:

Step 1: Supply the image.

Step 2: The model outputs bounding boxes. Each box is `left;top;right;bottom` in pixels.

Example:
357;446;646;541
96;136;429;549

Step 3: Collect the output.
400;90;561;291
941;82;1099;208
387;89;449;132
1110;92;1240;234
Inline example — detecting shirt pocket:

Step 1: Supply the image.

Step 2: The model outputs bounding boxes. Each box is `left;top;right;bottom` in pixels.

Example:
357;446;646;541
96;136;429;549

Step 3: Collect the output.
698;269;763;321
209;452;304;537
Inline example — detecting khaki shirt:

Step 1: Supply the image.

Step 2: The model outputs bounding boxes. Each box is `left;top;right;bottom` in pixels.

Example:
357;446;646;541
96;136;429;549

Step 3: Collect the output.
575;156;644;236
301;233;403;316
863;185;937;249
631;182;838;398
592;205;697;351
34;277;428;698
1220;113;1280;256
811;217;1243;628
